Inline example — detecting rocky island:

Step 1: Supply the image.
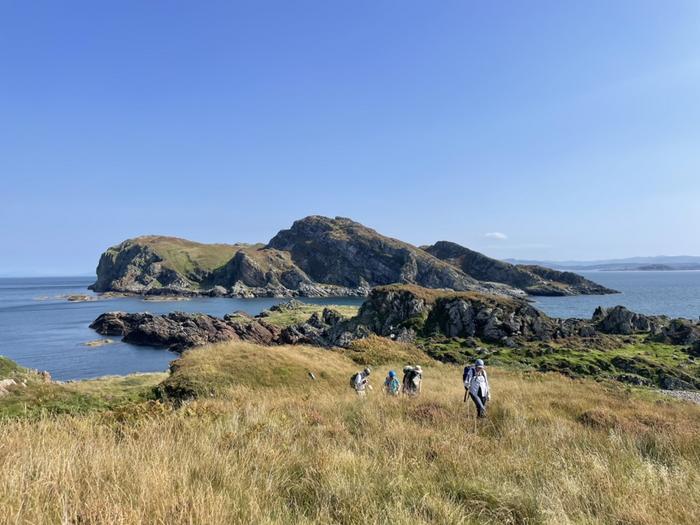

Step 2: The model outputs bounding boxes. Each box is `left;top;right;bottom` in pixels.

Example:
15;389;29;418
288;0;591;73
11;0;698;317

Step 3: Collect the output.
90;216;616;298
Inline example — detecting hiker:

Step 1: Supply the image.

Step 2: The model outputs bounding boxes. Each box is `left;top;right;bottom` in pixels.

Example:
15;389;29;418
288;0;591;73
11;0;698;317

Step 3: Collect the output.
402;365;423;396
464;359;490;417
384;370;401;396
350;366;372;396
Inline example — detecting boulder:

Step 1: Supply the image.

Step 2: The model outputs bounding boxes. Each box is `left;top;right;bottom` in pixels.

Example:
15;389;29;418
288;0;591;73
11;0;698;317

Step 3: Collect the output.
592;306;661;335
649;318;700;345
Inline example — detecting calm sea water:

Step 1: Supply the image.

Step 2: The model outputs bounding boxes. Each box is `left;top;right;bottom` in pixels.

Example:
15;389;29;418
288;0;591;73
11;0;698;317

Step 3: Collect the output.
0;277;362;381
533;271;700;320
1;272;699;380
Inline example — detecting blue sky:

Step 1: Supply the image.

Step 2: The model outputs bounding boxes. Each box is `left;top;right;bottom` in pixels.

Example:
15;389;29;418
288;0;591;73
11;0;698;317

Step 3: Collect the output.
2;1;699;275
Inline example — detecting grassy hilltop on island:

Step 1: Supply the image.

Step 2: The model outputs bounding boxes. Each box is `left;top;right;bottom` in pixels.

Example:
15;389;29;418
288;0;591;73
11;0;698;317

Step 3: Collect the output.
1;337;699;524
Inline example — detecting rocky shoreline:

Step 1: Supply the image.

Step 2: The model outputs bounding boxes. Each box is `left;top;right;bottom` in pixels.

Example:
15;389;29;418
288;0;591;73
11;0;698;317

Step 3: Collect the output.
90;285;700;391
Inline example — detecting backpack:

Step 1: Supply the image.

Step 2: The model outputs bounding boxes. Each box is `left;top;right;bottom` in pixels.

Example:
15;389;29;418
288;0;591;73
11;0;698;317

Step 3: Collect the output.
403;369;418;392
386;377;400;394
463;366;475;385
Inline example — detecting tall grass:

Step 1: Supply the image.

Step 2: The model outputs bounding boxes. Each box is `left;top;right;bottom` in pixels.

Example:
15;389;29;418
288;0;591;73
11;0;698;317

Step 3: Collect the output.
0;342;698;524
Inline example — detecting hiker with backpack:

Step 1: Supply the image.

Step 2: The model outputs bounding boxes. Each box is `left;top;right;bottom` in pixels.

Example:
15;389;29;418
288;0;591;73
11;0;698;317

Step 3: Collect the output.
402;365;422;396
350;367;372;396
463;359;490;417
384;370;400;396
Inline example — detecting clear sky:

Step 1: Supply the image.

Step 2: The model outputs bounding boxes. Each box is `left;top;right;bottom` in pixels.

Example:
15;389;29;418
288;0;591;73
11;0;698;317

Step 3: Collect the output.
2;1;699;275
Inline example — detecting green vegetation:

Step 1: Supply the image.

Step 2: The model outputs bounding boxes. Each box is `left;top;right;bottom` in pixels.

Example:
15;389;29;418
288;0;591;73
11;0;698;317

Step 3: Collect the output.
374;283;517;306
259;303;359;327
0;342;698;524
338;335;431;366
133;236;245;277
0;355;26;379
0;360;164;420
420;335;700;389
158;342;351;400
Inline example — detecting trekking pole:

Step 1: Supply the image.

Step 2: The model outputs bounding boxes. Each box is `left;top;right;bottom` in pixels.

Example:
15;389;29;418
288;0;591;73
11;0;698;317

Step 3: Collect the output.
463;388;468;403
465;391;471;429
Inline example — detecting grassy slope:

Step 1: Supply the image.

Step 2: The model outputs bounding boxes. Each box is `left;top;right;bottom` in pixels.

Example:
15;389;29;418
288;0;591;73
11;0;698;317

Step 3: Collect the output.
133;236;247;276
259;303;359;328
1;342;699;524
0;364;164;420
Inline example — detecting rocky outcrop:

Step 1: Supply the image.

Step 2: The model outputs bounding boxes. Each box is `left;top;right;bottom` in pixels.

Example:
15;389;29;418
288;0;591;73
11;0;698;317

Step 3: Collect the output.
91;216;613;298
424;241;617;296
425;296;558;342
268;217;487;293
90;311;281;352
649;319;700;346
91;240;193;294
592;306;666;335
320;286;700;351
89;303;352;352
591;306;700;344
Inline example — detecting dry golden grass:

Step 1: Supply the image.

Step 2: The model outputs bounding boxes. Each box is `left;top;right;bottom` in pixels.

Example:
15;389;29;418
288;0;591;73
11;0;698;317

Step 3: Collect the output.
1;341;699;524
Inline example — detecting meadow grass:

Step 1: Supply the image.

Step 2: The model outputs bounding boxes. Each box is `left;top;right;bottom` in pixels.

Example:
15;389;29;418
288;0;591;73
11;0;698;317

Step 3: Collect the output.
0;342;699;524
260;304;359;328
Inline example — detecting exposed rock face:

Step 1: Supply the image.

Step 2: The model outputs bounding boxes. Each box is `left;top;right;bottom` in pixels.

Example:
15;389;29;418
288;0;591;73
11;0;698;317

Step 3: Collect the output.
89;304;350;352
91;216;613;298
277;308;345;346
649;318;700;346
424;241;617;296
91;241;192;293
321;286;700;351
269;217;470;291
90;311;281;352
592;306;665;335
426;296;558;342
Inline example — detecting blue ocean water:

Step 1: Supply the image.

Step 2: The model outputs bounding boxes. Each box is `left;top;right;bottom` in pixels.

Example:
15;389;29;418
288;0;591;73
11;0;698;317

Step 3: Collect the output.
1;272;699;380
0;277;363;381
533;270;700;320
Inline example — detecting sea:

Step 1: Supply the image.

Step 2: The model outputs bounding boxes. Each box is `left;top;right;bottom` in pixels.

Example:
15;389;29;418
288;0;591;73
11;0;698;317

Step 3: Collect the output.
1;271;699;381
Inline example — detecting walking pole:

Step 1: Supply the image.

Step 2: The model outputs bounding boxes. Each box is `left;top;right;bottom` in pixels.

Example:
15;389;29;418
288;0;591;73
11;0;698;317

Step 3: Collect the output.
464;389;472;430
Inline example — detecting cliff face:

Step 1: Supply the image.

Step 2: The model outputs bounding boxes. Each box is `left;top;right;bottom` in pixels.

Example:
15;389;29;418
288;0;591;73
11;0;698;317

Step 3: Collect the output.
91;240;192;293
267;216;495;292
91;216;614;298
424;241;617;296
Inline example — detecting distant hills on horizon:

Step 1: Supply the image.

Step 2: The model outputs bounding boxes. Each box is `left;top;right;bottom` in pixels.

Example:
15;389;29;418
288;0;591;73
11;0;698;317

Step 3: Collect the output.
504;255;700;272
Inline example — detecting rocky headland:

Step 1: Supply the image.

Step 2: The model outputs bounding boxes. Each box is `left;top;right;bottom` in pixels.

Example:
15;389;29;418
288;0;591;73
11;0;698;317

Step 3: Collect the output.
89;216;616;299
